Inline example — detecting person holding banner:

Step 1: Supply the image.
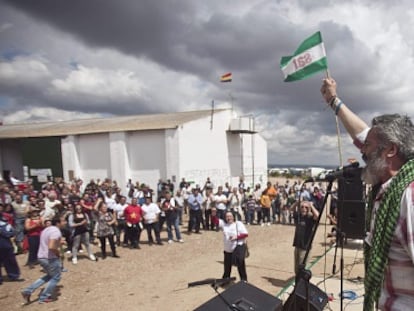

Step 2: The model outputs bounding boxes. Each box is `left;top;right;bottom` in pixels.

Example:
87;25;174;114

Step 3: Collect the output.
321;77;414;311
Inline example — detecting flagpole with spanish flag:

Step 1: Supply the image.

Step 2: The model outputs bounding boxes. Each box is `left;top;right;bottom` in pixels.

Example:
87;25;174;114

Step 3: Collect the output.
220;72;232;82
220;72;234;111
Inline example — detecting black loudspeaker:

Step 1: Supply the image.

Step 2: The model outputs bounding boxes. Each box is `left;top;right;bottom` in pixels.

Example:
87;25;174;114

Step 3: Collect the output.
194;281;283;311
337;169;366;240
337;168;364;202
283;279;328;311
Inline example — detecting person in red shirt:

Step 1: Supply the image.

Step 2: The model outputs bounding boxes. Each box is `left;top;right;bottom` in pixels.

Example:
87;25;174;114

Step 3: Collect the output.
123;197;143;249
24;208;43;268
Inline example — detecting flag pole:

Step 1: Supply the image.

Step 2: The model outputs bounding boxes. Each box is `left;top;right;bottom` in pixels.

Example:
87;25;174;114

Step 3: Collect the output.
325;69;343;167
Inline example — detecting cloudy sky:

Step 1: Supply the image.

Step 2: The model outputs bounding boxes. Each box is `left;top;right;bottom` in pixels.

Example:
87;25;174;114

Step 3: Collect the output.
1;0;413;167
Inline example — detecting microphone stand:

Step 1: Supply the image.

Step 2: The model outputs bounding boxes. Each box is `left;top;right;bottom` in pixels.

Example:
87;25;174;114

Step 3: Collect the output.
189;277;240;311
333;176;356;311
284;179;334;311
212;281;242;311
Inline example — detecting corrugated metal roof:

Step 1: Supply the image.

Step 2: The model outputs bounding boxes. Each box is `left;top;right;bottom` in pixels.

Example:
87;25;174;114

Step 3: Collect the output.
0;109;228;138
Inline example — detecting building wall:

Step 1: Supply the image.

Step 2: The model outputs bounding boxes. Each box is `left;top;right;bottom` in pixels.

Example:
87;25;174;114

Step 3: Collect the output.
61;136;81;181
109;132;130;191
178;110;237;187
62;133;111;184
165;128;180;186
78;134;111;182
59;110;268;193
241;133;268;188
127;129;166;191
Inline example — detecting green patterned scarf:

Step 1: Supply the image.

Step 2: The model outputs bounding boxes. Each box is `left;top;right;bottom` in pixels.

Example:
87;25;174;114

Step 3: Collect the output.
364;159;414;311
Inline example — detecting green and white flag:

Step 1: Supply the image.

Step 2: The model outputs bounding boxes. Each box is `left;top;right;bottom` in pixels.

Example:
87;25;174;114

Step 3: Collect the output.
280;31;328;82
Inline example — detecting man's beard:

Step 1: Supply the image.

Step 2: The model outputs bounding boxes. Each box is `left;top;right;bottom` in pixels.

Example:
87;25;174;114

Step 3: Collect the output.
361;151;387;185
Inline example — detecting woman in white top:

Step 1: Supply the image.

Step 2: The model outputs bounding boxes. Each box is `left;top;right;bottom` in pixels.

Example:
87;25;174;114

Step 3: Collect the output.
219;211;248;282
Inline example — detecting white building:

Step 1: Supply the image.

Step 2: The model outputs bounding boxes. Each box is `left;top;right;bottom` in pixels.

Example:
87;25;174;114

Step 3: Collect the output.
0;109;267;192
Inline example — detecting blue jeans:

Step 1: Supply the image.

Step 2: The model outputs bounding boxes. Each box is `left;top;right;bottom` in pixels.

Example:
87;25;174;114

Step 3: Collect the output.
0;247;20;282
216;209;226;220
23;258;61;302
15;217;25;243
27;235;40;265
166;216;182;241
246;210;255;224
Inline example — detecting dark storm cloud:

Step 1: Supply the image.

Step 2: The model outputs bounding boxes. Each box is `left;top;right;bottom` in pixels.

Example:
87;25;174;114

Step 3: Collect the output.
2;1;317;81
4;1;190;55
3;0;206;75
3;1;372;113
0;0;404;114
2;0;412;165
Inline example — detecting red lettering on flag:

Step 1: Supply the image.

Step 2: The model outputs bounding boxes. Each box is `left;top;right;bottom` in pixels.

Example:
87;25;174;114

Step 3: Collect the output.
293;53;313;71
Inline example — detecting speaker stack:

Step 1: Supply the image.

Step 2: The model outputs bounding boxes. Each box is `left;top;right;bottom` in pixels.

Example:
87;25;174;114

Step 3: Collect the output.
337;168;366;240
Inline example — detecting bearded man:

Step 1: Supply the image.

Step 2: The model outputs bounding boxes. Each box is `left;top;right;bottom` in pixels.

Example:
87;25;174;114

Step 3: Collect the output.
321;78;414;311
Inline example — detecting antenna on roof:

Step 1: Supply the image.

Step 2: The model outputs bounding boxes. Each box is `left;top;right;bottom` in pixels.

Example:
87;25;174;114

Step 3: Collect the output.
228;92;236;111
210;100;214;130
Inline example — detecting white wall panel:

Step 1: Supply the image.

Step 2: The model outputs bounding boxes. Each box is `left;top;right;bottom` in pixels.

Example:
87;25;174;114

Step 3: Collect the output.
78;134;110;182
61;135;81;181
127;130;165;191
179;110;233;187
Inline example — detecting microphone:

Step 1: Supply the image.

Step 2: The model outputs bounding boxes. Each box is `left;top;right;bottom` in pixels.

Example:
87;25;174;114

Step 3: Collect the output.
304;162;360;183
324;161;360;181
188;277;236;287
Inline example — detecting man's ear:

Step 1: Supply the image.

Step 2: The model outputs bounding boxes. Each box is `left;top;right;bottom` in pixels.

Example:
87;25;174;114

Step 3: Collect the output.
386;144;398;158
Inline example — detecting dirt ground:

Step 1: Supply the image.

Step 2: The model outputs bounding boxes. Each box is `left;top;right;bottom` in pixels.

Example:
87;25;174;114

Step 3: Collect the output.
1;178;365;311
1;215;365;311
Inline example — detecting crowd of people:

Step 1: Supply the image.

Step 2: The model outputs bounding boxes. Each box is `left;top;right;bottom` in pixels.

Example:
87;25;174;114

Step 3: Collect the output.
0;161;339;306
0;174;330;284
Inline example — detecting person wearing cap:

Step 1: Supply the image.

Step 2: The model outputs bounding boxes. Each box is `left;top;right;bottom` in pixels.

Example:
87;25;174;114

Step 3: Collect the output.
141;194;163;246
187;186;203;233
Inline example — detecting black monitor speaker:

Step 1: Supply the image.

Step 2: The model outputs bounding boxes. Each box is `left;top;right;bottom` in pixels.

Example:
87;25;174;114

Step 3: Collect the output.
283;279;328;311
194;281;283;311
337;169;366;240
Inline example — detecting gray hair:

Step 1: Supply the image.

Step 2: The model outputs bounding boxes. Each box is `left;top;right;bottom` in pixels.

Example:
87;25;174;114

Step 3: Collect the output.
371;114;414;161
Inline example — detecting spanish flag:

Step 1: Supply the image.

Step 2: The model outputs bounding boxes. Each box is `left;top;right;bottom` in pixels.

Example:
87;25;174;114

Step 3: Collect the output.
220;72;232;82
